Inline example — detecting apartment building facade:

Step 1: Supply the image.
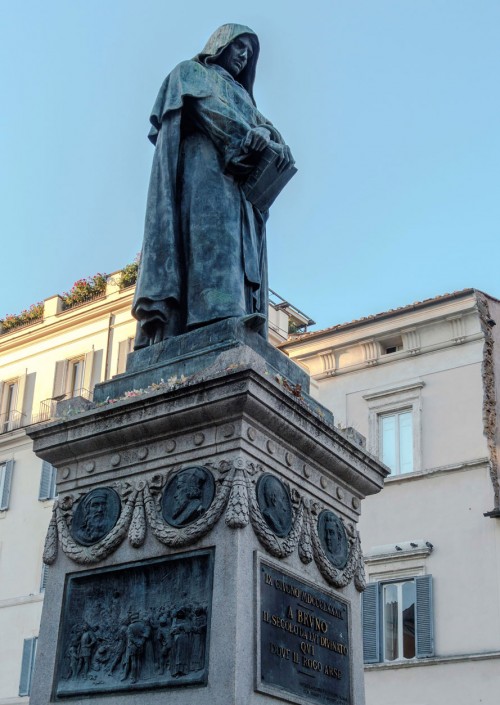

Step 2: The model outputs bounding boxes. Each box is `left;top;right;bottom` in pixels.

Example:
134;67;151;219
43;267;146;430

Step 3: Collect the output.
283;289;500;705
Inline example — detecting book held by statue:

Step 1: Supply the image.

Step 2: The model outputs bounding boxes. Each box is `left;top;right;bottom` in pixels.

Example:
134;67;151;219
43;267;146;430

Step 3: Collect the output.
243;146;297;211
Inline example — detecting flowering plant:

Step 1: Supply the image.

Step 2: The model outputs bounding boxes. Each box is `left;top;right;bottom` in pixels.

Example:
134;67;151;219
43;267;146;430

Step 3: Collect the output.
1;301;44;333
61;273;108;309
119;253;141;290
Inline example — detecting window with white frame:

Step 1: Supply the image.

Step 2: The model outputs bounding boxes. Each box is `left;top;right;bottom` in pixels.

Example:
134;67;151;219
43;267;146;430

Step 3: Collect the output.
362;575;434;663
364;381;424;476
1;379;19;432
68;358;85;397
52;351;98;401
379;409;413;474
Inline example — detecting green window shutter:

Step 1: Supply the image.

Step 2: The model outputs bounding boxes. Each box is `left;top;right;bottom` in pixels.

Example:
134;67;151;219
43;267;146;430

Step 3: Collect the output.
0;459;14;510
38;461;56;501
18;636;37;696
415;574;434;657
362;583;380;663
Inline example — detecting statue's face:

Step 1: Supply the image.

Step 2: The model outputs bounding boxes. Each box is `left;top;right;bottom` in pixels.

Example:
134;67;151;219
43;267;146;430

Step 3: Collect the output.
88;496;106;521
324;518;342;554
217;35;254;77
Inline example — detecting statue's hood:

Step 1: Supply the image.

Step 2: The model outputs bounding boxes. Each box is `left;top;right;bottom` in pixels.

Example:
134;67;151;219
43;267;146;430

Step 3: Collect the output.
195;24;259;101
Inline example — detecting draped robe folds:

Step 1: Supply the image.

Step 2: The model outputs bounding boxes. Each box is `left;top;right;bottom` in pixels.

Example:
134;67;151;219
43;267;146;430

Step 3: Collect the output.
132;58;286;340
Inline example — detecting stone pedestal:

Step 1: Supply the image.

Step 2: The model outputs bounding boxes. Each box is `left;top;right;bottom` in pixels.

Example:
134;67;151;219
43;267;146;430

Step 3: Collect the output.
28;327;386;705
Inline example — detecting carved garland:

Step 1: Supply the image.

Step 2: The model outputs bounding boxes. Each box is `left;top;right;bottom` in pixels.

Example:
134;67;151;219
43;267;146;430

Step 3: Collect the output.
43;459;366;591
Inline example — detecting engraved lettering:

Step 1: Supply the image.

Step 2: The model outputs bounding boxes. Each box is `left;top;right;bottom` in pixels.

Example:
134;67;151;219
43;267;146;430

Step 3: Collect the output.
302;656;322;672
324;664;342;679
296;610;328;634
270;643;291;660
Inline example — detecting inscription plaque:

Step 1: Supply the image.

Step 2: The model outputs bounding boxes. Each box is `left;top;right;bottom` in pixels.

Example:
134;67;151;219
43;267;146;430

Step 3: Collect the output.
55;549;214;698
258;560;351;705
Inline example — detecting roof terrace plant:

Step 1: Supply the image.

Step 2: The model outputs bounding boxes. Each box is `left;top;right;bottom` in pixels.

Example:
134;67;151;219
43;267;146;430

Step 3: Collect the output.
61;273;108;310
0;302;45;333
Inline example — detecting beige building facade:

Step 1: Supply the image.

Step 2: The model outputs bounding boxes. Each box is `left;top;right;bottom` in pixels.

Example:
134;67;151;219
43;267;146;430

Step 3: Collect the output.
4;279;500;704
283;289;500;705
0;273;311;703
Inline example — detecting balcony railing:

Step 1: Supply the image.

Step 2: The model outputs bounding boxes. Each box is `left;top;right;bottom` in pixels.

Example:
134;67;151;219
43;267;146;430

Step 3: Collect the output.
33;389;94;425
0;410;26;434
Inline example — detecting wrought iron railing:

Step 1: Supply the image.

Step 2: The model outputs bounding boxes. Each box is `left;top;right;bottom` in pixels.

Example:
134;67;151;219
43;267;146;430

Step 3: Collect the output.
33;389;94;425
61;292;106;312
0;410;26;434
0;316;44;336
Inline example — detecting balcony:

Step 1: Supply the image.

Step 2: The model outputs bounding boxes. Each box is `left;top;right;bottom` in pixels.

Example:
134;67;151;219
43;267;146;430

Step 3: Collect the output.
0;410;26;434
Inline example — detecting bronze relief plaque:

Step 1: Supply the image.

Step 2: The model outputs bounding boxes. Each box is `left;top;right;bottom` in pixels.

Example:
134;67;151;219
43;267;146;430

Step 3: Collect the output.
54;549;214;698
318;511;349;570
162;466;215;527
71;487;121;546
256;473;293;537
258;560;351;705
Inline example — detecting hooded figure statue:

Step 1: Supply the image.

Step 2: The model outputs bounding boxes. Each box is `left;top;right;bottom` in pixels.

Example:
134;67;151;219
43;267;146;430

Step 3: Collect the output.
132;24;294;347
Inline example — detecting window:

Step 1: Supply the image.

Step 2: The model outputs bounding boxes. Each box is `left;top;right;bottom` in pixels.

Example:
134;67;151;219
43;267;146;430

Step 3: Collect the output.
362;575;434;664
40;562;49;593
380;410;413;474
68;358;85;397
0;378;25;433
38;461;57;501
19;637;37;696
0;460;14;510
380;336;403;355
52;351;99;401
364;381;424;475
116;337;134;375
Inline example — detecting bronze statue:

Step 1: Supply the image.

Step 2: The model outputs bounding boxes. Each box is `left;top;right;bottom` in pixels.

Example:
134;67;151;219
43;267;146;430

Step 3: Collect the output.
133;24;295;347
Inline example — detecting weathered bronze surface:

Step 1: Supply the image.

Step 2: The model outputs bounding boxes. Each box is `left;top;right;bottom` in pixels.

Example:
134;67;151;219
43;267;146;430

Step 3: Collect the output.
132;24;295;347
161;466;215;527
256;473;293;538
54;549;214;697
259;561;351;705
71;487;121;546
318;511;349;570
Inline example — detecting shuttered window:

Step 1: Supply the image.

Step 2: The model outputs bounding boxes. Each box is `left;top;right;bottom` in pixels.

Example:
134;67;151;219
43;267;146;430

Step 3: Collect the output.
0;460;14;510
19;637;37;696
117;338;134;375
362;583;380;663
38;461;57;501
362;576;434;663
40;562;49;593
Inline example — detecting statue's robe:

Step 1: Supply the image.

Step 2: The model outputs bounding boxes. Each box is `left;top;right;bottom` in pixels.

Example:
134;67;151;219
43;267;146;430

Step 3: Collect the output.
132;59;285;337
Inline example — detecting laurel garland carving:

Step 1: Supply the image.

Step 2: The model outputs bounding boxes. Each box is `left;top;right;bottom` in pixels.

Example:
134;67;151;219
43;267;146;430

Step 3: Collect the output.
225;464;250;528
43;457;367;590
309;510;365;591
128;487;147;548
43;508;59;565
248;471;304;559
297;508;313;564
46;486;138;565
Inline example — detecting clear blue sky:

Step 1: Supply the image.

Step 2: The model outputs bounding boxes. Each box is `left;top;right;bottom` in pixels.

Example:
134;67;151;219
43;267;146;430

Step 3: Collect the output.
2;1;499;330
